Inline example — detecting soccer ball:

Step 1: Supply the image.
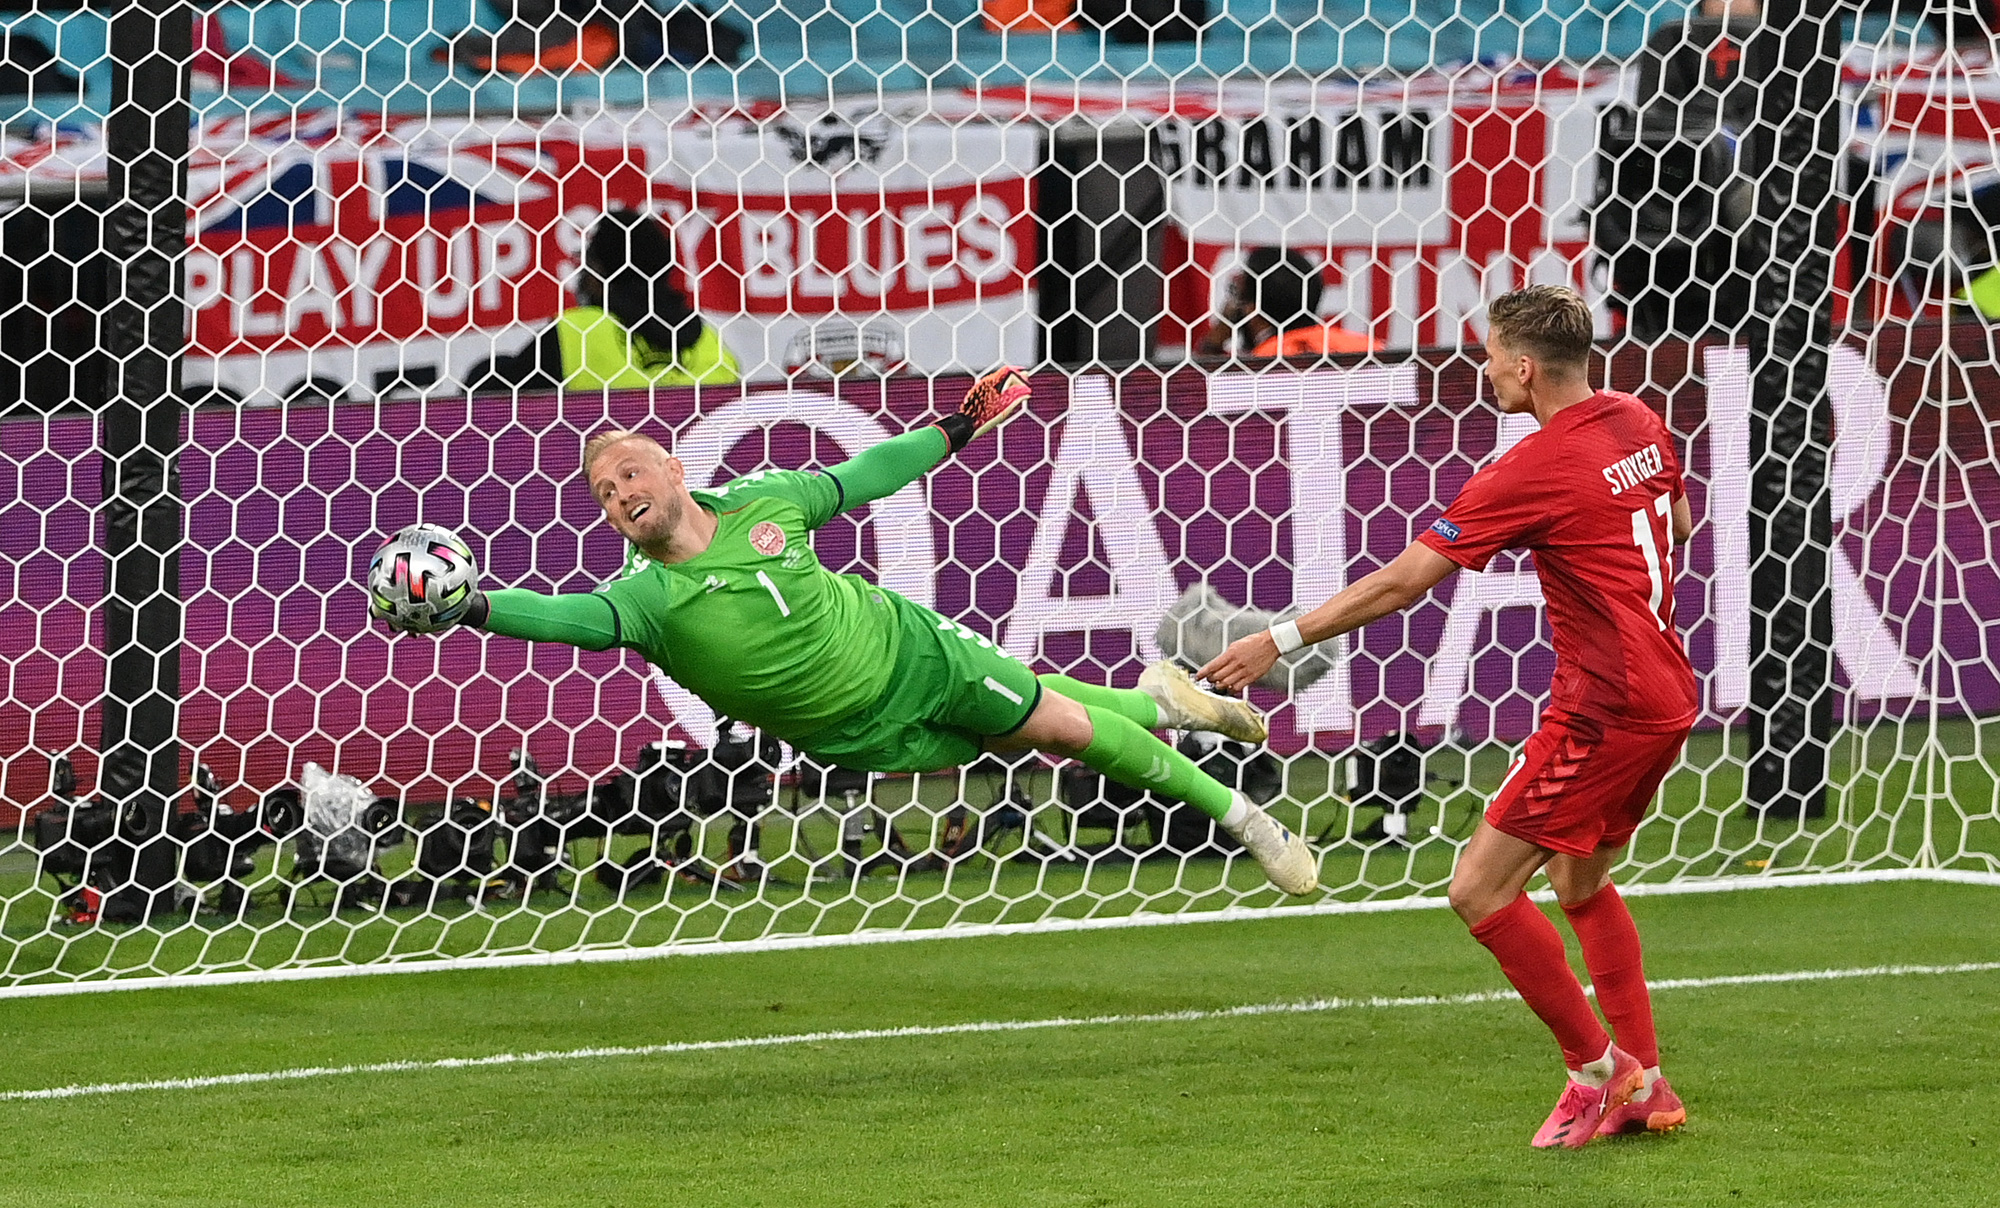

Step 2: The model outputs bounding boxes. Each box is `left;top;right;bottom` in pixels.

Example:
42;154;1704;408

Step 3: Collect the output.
366;524;480;635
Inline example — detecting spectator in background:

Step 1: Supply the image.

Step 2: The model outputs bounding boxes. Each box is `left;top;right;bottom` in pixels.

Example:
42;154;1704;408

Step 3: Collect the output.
469;209;740;394
1196;247;1381;360
441;0;746;74
1712;0;1993;45
1860;0;1996;50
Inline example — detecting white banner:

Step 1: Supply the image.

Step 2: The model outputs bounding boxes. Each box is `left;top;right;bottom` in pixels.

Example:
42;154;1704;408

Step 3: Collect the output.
647;117;1039;381
1145;73;1615;353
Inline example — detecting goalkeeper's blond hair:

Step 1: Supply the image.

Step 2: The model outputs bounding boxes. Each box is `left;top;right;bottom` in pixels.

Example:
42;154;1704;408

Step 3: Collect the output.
582;429;664;479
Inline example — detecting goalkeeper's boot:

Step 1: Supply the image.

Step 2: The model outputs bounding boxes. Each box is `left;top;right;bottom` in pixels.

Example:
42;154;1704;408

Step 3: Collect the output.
1226;795;1317;896
1531;1046;1643;1150
1595;1075;1686;1137
1139;661;1269;744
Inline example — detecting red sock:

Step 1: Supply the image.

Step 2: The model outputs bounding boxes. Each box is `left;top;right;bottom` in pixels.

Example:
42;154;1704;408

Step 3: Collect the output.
1562;882;1659;1068
1469;893;1610;1070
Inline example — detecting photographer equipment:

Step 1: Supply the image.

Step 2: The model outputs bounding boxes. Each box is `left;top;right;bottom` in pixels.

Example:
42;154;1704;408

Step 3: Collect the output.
720;819;765;882
1057;764;1153;854
839;806;915;874
698;719;782;879
1058;734;1278;858
792;759;913;877
586;739;697;896
604;739;701;838
589;739;741;898
695;718;780;813
1593;17;1759;341
288;764;402;909
1178;732;1283;804
596;845;669;894
501;749;598;894
1155;585;1341;694
591;828;728;898
34;753;103;882
1142;733;1276;856
925;753;1036;867
1325;733;1429;845
31;753;140;919
931;805;975;866
172;764;302;917
405;798;500;904
29;751;179;923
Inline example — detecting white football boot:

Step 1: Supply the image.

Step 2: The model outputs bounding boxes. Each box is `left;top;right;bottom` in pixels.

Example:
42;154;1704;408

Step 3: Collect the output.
1139;661;1269;744
1225;794;1319;896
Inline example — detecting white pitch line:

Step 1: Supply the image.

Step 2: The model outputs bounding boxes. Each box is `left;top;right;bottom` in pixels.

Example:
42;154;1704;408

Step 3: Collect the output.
6;959;1996;1103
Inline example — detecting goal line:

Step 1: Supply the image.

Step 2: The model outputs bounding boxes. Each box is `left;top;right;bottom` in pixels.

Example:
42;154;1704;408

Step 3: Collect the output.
3;867;1992;1004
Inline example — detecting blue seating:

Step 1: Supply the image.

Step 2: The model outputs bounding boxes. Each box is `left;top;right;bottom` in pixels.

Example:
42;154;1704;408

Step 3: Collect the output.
0;1;1930;126
1;8;108;125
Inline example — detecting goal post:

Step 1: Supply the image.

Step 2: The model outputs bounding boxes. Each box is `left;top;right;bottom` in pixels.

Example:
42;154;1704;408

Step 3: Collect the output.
0;0;1994;996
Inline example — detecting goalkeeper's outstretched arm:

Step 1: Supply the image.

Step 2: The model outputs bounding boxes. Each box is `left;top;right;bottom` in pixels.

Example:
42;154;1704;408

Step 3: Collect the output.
821;427;951;515
822;367;1032;516
367;527;624;649
468;589;622;651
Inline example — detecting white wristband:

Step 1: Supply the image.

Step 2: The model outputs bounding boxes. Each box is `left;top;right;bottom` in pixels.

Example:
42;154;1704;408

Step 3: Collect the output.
1269;619;1305;655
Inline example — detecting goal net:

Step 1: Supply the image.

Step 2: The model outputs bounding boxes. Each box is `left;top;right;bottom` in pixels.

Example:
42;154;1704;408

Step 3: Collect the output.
0;0;1994;994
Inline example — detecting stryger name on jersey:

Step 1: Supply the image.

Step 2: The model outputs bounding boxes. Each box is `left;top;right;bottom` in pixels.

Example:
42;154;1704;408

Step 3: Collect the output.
1600;443;1664;495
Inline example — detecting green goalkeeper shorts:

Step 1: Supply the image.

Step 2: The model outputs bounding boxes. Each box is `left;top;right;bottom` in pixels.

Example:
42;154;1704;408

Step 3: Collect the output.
788;592;1042;773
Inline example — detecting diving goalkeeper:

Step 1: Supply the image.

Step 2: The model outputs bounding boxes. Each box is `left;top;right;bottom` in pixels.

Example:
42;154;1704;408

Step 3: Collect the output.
368;369;1317;895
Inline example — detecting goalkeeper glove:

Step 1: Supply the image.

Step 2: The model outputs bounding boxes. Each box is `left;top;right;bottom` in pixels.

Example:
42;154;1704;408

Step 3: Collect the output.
936;366;1032;454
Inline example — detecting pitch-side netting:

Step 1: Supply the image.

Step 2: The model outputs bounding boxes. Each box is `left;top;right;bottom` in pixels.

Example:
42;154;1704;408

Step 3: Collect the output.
0;0;1996;994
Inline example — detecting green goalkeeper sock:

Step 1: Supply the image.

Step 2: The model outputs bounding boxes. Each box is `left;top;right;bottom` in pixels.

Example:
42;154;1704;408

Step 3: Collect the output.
1040;675;1161;730
1078;705;1236;823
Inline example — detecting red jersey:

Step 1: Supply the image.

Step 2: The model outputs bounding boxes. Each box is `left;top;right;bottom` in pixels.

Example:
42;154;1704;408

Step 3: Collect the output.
1416;390;1699;732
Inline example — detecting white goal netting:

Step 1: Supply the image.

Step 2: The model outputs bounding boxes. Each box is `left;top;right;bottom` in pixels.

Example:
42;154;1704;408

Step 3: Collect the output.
0;0;1995;993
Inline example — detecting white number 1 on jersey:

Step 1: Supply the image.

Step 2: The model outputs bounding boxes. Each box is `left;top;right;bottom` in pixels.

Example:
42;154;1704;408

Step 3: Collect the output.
756;570;792;618
1631;493;1672;630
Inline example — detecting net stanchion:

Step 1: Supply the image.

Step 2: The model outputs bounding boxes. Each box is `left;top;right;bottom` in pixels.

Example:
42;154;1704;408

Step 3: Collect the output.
1741;0;1842;825
95;0;193;922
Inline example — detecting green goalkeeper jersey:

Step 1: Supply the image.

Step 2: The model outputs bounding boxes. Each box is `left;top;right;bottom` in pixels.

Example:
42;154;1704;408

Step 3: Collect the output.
597;469;904;736
478;425;958;736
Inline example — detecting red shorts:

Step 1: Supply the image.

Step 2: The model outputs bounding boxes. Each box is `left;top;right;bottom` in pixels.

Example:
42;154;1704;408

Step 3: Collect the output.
1484;712;1691;859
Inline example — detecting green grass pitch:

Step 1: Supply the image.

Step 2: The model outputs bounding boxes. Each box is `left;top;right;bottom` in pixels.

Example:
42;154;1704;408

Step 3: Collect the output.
0;878;1993;1207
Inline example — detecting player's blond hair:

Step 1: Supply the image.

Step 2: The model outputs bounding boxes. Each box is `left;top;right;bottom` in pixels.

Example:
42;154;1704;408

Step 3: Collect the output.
581;429;665;479
1486;285;1593;377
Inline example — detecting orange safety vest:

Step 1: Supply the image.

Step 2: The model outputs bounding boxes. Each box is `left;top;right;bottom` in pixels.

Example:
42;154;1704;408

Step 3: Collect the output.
982;0;1076;31
471;23;620;75
1251;322;1382;357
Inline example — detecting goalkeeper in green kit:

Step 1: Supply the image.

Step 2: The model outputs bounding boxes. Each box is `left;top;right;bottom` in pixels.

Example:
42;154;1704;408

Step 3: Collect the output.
368;369;1316;895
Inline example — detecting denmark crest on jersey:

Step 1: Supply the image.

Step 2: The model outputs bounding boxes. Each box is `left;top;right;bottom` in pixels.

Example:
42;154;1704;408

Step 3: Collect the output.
749;521;787;557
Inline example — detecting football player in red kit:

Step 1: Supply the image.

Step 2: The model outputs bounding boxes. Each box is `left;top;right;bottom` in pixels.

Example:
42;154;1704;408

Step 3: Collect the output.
1200;285;1697;1148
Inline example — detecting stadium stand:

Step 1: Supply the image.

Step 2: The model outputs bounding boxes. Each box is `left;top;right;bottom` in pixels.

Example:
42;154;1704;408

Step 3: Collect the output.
3;0;1702;125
